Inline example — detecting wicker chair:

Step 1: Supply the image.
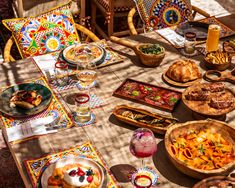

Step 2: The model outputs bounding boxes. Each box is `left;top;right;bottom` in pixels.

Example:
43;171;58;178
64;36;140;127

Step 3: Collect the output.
3;23;100;63
128;5;211;35
91;0;135;39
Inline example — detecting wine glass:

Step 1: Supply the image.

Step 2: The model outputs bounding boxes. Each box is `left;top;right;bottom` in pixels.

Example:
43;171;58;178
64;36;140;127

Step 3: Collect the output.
76;61;97;88
74;45;97;89
130;128;157;187
130;128;157;166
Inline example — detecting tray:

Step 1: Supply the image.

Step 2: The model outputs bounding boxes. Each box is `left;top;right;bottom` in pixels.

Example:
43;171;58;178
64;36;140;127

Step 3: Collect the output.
175;21;209;40
113;79;182;112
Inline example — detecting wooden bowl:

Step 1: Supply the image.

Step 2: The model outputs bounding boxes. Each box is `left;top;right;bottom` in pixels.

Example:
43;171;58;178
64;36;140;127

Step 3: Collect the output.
135;44;165;67
193;176;235;188
113;105;178;135
204;51;232;71
165;119;235;179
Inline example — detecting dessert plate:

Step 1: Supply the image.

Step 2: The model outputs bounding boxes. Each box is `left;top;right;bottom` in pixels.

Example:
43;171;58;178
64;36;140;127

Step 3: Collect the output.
41;157;104;188
0;83;52;118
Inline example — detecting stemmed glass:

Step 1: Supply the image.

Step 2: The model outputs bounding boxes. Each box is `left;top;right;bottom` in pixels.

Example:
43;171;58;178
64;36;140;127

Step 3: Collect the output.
76;61;97;89
74;44;97;89
130;128;157;188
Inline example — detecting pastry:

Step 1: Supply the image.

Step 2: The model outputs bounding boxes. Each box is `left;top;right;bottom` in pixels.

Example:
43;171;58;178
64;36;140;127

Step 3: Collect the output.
10;90;42;109
166;59;201;83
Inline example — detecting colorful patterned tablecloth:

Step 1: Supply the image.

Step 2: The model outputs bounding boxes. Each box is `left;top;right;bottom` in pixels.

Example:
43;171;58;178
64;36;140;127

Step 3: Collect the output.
0;77;73;143
24;141;119;188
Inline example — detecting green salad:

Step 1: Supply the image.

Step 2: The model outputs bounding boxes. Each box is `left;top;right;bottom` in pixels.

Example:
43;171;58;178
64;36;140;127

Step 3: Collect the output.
140;44;163;55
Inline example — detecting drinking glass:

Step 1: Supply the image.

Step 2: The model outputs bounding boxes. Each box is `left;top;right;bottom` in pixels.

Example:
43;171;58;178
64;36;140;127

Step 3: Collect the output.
130;128;157;188
54;61;69;86
206;24;221;52
74;91;91;123
130;128;157;166
76;61;97;88
184;32;196;54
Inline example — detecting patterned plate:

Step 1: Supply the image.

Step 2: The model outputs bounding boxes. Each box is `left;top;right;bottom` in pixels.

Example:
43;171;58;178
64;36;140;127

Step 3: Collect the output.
41;157;104;188
0;83;52;118
62;44;106;66
131;167;158;187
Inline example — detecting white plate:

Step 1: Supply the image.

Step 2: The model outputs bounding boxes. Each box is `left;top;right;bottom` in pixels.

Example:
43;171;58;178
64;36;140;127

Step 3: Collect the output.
62;44;104;65
41;157;104;188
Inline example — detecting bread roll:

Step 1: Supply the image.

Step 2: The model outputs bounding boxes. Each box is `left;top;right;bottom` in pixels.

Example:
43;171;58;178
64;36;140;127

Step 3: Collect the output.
166;59;201;83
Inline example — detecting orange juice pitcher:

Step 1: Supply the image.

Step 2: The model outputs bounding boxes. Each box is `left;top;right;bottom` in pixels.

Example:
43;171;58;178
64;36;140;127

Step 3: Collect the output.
206;24;221;52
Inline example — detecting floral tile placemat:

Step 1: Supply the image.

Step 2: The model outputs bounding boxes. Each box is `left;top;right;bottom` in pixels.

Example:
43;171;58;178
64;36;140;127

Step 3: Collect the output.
24;141;119;188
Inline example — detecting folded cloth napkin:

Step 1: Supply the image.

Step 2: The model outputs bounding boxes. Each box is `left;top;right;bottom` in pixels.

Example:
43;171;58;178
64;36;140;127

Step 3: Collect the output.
6;116;58;142
156;28;186;48
33;54;57;79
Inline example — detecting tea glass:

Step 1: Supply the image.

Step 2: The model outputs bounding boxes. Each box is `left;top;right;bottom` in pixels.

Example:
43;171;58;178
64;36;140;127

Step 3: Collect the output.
184;32;196;55
54;61;69;86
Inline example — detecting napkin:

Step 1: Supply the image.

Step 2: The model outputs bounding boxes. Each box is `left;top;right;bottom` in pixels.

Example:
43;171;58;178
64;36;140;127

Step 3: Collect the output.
6;116;58;142
33;54;57;79
156;27;186;48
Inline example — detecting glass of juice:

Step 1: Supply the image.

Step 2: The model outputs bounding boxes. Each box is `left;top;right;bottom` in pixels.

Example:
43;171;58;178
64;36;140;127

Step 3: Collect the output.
206;24;221;52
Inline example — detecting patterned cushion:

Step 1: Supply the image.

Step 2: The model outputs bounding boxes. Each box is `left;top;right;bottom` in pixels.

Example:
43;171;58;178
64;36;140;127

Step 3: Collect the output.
134;0;193;31
2;1;80;58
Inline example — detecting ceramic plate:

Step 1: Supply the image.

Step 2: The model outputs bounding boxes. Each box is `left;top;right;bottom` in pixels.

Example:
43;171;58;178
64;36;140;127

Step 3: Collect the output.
0;83;52;118
41;157;104;188
175;21;209;40
62;43;106;66
131;167;158;187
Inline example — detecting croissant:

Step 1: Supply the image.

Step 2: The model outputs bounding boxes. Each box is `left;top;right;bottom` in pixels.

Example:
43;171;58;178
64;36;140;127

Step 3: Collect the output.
166;59;201;83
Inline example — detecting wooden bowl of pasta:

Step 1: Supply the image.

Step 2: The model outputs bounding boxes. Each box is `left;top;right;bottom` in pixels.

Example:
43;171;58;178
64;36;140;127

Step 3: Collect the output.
165;119;235;179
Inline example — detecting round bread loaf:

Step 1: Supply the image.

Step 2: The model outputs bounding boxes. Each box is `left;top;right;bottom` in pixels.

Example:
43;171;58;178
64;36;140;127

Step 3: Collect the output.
166;59;201;83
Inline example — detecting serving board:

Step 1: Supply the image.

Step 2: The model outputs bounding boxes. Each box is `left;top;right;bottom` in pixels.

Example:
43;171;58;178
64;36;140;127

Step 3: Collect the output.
113;79;181;112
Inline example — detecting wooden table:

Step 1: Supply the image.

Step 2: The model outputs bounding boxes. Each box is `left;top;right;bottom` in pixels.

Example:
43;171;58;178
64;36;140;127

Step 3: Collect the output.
1;14;235;188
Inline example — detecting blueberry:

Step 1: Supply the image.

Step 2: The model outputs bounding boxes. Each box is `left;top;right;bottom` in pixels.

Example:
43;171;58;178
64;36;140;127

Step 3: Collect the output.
86;169;93;176
79;176;85;182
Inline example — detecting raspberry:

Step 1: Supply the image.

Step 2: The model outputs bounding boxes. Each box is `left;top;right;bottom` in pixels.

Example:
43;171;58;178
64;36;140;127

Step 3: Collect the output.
87;175;93;183
77;170;85;176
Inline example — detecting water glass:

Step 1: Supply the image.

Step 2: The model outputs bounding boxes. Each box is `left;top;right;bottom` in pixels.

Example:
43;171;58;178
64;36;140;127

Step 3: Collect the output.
74;92;91;123
184;32;196;54
54;61;69;86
